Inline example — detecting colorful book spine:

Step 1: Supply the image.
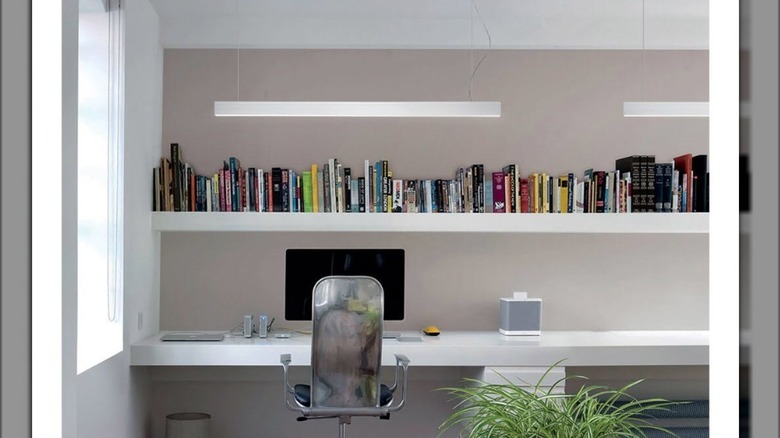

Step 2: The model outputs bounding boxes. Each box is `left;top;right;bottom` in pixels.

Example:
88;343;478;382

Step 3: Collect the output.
344;168;352;212
492;172;506;213
392;179;403;213
302;171;313;213
316;169;324;212
311;164;319;213
350;179;359;212
358;177;366;212
323;163;331;213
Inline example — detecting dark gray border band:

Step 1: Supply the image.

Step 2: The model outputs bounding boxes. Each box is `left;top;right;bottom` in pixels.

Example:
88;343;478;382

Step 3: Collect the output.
1;0;32;436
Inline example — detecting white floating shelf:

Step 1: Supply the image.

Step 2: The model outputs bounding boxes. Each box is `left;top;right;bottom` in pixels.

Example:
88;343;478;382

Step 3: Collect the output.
151;212;709;234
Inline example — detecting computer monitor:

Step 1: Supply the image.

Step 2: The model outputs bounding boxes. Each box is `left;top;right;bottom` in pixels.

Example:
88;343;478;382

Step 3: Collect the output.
285;249;405;321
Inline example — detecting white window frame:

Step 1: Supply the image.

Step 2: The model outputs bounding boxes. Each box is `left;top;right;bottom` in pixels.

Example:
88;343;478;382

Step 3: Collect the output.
77;0;124;374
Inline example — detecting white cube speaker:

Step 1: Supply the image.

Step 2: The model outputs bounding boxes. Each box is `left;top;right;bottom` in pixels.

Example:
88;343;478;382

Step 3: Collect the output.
243;315;253;338
499;292;542;336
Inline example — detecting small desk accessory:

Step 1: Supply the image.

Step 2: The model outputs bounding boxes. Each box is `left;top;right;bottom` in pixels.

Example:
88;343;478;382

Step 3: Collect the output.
160;332;225;342
499;292;542;336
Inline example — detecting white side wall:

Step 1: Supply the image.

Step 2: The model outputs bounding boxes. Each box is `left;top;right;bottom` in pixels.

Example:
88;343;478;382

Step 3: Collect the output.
73;0;163;436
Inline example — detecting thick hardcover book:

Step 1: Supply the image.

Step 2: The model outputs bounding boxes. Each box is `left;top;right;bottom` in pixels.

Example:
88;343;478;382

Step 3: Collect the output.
358;177;366;212
329;159;337;213
519;178;529;213
392;179;403;212
492;172;506;212
302;171;313;213
673;154;693;212
344;168;352;212
567;173;574;213
502;164;517;213
615;155;641;211
429;180;438;213
692;154;708;212
433;179;442;213
272;167;283;212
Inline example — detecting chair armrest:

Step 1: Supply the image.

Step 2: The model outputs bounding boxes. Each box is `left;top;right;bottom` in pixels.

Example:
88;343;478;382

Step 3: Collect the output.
388;354;410;392
280;354;295;393
387;354;411;412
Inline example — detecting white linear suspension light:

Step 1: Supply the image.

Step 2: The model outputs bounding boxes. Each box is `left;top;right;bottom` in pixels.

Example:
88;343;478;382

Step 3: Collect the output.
623;0;709;118
215;0;501;118
623;101;709;118
214;101;501;117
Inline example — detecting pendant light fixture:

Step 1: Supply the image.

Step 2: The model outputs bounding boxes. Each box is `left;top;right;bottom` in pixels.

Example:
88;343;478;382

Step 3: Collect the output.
623;0;708;118
214;0;501;118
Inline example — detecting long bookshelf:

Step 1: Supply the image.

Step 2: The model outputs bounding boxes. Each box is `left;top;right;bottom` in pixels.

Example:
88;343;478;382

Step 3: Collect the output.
151;211;709;233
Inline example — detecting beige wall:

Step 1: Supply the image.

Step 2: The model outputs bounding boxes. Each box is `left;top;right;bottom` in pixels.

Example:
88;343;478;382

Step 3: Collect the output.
159;49;708;332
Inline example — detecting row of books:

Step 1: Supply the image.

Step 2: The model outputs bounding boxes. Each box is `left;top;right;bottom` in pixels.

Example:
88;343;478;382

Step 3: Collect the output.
152;144;709;213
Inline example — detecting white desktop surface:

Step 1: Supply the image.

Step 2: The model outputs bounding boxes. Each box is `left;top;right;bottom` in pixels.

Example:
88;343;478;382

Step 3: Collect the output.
131;330;708;367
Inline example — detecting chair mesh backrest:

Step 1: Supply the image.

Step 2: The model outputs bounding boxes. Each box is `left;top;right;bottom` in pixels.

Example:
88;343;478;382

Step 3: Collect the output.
310;276;384;408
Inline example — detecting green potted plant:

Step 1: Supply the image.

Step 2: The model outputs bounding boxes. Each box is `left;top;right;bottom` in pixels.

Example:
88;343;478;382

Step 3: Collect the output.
438;361;681;438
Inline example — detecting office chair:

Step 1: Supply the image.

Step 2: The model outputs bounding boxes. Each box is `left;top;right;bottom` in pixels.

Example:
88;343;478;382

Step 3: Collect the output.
280;276;410;438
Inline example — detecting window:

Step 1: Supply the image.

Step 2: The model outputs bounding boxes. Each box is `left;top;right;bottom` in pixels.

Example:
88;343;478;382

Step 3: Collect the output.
77;0;123;374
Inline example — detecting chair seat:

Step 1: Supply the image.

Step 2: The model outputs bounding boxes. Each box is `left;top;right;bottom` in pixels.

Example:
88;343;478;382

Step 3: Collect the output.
294;384;393;408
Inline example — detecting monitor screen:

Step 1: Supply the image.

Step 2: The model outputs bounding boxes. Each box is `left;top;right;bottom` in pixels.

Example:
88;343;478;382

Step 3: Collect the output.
285;249;405;321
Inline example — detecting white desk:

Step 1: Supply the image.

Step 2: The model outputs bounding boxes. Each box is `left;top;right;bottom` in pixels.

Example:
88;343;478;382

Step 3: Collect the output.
131;330;708;367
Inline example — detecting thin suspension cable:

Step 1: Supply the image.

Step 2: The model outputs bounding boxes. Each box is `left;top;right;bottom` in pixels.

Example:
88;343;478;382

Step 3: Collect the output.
468;0;491;102
469;0;473;100
641;0;645;101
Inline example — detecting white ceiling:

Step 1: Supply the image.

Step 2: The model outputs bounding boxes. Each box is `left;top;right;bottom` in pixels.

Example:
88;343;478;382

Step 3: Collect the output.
149;0;708;50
